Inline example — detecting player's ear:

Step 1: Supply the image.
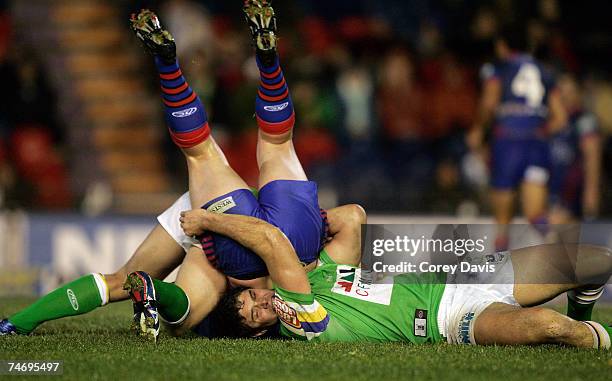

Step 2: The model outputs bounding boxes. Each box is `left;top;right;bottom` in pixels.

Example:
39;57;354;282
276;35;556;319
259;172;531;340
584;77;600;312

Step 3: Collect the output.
251;329;268;338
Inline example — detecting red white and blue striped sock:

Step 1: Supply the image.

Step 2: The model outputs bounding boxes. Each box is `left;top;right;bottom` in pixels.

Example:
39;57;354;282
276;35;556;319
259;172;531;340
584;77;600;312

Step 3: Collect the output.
255;55;295;135
155;57;210;148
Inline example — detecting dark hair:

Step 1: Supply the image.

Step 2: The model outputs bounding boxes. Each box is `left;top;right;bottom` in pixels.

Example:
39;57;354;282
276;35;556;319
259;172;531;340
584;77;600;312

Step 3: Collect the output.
497;23;528;52
210;286;262;338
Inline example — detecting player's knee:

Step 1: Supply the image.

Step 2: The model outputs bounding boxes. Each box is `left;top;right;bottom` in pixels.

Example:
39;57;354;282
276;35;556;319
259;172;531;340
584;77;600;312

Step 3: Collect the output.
346;204;367;225
583;245;612;271
529;308;572;342
574;245;612;284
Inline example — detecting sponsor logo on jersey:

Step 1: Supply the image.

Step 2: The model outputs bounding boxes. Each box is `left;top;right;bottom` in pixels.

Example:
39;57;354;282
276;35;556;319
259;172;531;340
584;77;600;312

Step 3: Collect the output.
263;102;289;112
171;107;198;118
206;196;236;214
414;309;427;337
334;268;355;293
67;289;79;311
331;265;393;305
273;296;301;329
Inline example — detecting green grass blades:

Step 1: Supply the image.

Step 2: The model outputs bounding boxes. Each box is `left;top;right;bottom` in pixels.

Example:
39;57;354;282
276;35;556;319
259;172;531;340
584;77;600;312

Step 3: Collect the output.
1;298;611;381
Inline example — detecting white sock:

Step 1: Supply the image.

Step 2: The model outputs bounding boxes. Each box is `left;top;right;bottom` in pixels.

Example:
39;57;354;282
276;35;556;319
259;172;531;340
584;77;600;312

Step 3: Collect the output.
583;321;611;350
91;273;110;306
568;286;605;305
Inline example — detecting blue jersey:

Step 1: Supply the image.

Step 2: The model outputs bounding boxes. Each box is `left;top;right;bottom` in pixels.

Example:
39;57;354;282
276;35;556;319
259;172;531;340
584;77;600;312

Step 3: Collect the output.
549;111;598;212
481;55;556;139
550;111;598;170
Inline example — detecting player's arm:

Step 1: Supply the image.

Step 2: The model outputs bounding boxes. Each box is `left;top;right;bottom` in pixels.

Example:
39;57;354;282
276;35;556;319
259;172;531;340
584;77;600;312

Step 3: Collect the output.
324;204;366;266
546;90;568;134
467;78;501;150
580;132;602;218
180;209;311;294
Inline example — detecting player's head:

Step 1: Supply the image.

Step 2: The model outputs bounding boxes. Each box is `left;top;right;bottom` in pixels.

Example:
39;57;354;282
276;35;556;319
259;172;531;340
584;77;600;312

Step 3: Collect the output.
495;24;528;57
211;286;277;338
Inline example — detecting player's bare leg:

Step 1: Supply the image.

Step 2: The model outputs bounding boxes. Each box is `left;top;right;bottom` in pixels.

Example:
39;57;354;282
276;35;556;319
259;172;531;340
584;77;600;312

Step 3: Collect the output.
474;303;606;348
243;0;307;187
130;10;273;339
185;141;248;208
105;224;185;301
491;189;515;251
549;205;576;225
1;224;184;335
509;243;611;304
131;9;249;209
521;180;549;233
122;242;228;340
521;182;548;220
471;243;612;349
170;246;227;335
122;246;227;339
212;0;317;290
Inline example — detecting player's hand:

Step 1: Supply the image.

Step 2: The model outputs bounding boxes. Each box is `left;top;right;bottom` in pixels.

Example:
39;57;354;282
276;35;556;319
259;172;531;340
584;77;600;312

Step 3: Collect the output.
180;209;210;237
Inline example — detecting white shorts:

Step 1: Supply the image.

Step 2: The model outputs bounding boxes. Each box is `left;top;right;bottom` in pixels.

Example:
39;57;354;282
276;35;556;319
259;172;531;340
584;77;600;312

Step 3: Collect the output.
156;192;198;252
436;251;519;345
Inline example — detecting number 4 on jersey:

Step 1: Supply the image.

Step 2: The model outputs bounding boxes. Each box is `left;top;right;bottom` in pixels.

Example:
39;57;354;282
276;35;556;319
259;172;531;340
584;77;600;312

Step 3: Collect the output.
511;63;545;107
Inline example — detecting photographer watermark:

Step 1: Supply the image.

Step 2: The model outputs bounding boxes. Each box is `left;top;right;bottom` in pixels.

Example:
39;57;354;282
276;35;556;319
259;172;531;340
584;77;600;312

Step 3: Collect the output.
359;223;612;285
371;234;491;275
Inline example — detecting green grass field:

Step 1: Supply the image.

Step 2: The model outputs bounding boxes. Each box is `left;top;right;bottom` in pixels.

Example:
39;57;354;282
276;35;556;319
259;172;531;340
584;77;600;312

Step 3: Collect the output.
1;298;611;381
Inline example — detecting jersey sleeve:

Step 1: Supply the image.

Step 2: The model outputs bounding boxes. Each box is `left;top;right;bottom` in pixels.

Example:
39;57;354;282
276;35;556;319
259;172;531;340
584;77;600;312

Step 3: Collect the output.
273;286;330;340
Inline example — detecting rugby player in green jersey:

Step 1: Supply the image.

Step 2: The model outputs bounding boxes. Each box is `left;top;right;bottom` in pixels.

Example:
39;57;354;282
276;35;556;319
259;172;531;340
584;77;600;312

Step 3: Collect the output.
180;207;612;349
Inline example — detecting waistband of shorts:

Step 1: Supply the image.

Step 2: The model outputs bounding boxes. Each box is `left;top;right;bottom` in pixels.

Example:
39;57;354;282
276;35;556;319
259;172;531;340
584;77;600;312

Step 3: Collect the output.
259;179;316;190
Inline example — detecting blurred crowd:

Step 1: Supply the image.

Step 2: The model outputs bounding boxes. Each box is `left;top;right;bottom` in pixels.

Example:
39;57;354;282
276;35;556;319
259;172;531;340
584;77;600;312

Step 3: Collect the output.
0;0;71;209
2;0;612;216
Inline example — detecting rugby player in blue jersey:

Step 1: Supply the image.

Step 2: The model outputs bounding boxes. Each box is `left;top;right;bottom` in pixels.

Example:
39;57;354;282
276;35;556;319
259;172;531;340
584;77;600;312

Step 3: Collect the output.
467;25;567;251
1;1;365;341
549;74;601;224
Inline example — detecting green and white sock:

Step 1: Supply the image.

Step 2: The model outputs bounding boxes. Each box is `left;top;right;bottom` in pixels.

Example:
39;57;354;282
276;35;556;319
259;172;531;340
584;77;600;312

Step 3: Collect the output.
567;286;604;321
583;321;611;350
8;273;109;334
152;279;190;325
